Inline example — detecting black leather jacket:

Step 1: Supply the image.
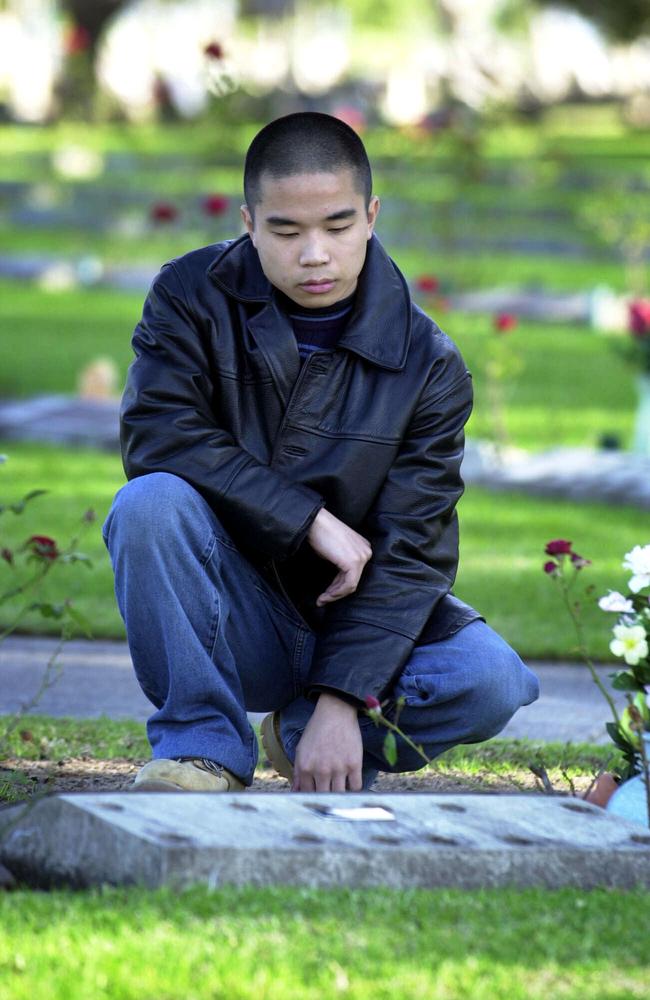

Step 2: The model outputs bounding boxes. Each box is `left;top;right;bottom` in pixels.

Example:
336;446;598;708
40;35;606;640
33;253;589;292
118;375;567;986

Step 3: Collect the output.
120;231;482;705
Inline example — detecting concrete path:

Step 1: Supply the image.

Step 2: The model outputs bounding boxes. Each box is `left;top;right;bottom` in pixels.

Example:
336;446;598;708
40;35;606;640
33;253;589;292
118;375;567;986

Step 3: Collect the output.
0;636;628;745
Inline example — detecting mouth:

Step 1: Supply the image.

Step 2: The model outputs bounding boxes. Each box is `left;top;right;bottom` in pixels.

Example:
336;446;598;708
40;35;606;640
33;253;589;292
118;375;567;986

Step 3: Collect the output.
300;279;336;294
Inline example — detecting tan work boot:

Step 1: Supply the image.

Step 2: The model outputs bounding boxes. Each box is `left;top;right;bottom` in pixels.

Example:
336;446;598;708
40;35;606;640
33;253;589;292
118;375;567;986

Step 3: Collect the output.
132;757;245;792
260;712;294;782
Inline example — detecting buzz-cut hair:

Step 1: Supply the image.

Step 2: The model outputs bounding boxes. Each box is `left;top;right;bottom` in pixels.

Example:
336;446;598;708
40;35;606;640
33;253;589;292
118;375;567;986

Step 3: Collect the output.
243;111;372;222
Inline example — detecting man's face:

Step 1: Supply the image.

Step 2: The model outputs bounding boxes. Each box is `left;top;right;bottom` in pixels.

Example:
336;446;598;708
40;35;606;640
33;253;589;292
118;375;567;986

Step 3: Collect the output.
240;167;380;308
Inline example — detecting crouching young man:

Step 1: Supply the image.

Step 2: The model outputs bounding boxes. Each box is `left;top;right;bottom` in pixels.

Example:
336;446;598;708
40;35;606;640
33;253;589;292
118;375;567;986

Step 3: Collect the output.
102;111;540;793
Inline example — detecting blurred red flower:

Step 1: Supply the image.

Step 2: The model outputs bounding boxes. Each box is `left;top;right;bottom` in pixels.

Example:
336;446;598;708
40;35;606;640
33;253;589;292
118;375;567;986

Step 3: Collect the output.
202;194;229;217
543;560;558;575
415;275;439;294
545;539;573;556
629;299;650;339
64;23;91;56
494;312;517;333
28;536;60;561
332;105;367;133
204;41;224;60
150;201;178;224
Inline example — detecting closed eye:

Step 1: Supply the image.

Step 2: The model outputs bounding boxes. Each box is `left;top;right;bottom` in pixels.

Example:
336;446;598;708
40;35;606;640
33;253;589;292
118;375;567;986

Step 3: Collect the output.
272;226;352;238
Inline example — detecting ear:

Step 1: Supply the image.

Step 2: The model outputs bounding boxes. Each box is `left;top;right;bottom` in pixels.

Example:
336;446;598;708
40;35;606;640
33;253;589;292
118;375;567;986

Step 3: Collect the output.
240;204;256;245
366;195;380;238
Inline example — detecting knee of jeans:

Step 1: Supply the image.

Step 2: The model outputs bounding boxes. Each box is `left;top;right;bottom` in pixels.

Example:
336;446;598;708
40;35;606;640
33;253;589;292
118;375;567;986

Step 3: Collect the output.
103;473;207;549
466;650;540;739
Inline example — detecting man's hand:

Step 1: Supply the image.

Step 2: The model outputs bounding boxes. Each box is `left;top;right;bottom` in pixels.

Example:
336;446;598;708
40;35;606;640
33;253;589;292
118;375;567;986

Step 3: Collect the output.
307;508;372;606
292;693;363;792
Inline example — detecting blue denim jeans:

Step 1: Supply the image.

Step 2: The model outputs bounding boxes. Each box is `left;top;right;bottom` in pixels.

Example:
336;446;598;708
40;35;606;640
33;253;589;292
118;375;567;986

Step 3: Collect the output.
102;472;540;786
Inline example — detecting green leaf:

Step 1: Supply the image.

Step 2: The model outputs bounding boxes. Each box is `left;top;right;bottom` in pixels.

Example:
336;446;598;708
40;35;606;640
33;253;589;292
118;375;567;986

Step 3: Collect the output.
610;671;643;691
634;662;650;686
606;721;633;752
383;731;398;767
632;690;650;722
29;601;66;620
620;707;642;748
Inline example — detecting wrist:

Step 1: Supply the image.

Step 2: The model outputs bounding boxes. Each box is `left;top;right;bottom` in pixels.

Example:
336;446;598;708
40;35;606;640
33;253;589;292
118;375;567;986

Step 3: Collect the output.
316;691;358;716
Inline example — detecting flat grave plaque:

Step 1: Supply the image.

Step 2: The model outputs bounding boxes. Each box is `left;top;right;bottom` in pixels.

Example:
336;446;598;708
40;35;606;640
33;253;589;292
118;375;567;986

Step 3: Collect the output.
2;792;649;890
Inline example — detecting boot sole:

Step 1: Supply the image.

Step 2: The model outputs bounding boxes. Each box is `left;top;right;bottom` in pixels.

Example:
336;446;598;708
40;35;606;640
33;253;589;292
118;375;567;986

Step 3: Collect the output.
131;779;234;793
131;779;188;792
260;713;294;782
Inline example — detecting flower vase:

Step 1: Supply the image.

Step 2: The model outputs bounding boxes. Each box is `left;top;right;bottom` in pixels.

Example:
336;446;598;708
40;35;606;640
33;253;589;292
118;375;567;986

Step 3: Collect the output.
606;734;650;828
632;374;650;457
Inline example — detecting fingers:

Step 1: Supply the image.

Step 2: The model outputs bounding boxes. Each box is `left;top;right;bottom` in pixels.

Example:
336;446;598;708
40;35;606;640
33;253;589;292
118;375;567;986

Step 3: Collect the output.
316;569;350;606
293;767;361;793
307;511;373;598
316;551;372;605
347;767;363;792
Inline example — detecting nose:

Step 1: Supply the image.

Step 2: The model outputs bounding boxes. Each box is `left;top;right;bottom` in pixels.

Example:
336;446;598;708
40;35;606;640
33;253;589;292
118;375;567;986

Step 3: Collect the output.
299;234;330;267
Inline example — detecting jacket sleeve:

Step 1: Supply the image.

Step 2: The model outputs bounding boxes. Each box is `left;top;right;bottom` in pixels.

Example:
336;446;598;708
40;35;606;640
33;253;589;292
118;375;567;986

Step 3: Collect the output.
120;262;325;560
306;352;473;706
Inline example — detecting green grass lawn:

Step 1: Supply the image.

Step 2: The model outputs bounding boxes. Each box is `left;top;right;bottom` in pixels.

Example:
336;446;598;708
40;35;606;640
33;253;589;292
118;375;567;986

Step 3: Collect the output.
0;714;622;776
0;281;141;397
1;884;649;999
0;441;645;660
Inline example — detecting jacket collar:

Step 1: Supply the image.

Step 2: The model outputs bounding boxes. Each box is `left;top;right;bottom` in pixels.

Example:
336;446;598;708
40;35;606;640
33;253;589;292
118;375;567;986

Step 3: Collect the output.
207;231;412;371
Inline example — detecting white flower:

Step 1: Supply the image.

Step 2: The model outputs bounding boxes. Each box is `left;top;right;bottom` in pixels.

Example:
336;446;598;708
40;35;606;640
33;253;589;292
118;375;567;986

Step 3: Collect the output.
598;590;634;613
610;624;649;666
623;544;650;593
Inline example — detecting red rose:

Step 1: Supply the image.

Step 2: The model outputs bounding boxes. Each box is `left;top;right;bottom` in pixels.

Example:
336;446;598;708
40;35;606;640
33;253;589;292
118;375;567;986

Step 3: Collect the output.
364;695;382;716
494;312;517;333
204;41;224;60
150;201;178;224
202;194;229;217
415;275;439;294
28;536;60;560
543;560;558;575
544;539;573;556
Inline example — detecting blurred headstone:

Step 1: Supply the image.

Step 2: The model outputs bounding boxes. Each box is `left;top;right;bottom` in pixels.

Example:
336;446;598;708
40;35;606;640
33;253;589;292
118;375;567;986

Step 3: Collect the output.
77;358;120;400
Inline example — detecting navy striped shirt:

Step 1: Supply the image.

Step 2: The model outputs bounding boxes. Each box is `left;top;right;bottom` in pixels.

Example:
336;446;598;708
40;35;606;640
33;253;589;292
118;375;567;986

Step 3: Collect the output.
276;289;356;363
